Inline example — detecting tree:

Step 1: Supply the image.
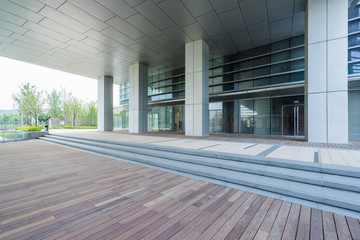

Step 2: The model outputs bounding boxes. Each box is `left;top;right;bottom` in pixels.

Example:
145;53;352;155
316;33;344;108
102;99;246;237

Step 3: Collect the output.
63;96;82;127
47;89;63;118
12;83;44;126
82;101;97;126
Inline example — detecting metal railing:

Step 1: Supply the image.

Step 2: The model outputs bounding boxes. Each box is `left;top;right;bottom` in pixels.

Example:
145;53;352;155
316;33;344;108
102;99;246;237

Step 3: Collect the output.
0;130;27;143
0;122;20;130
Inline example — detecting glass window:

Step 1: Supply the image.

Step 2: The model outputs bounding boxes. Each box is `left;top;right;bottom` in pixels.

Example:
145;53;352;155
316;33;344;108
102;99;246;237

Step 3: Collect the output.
166;79;173;85
271;74;289;84
212;85;222;93
290;35;304;47
240;100;254;134
349;5;360;19
290;47;304;59
349;62;360;75
254;66;271;77
271;51;289;63
271;39;289;51
254;55;271;66
212;67;223;75
290;72;304;82
239;60;253;69
223;83;235;91
349;48;360;61
271;62;290;74
349;19;360;33
213;57;225;66
290;59;304;71
254;44;271;55
349;33;360;47
254;78;270;87
238;49;253;60
239;80;253;90
349;91;360;139
254;99;270;134
240;70;253;79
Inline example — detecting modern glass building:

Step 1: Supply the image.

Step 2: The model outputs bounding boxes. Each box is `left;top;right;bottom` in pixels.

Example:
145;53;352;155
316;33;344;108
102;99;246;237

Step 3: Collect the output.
0;0;355;143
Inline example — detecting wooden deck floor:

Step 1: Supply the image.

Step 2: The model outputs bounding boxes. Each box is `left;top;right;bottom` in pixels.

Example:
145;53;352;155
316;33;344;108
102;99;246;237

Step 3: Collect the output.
0;140;359;240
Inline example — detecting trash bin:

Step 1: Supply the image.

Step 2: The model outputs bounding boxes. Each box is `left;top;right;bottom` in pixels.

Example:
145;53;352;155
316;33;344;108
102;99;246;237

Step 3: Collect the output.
45;124;49;132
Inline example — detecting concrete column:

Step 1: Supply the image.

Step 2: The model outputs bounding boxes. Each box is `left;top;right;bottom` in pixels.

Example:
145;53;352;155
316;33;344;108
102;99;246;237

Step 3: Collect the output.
185;39;209;136
129;63;148;133
305;0;348;144
98;76;113;131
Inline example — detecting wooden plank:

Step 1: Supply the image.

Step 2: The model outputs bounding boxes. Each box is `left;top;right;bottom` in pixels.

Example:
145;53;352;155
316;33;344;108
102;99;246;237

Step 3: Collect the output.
346;216;360;240
280;203;301;239
310;208;323;240
334;214;352;240
267;201;292;240
296;206;311;240
323;211;338;240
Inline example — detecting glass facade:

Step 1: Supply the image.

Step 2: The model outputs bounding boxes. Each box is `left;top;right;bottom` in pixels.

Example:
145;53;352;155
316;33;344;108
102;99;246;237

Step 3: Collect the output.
209;96;304;136
117;36;306;136
349;91;360;139
113;109;129;130
349;4;360;76
209;35;305;94
148;106;184;132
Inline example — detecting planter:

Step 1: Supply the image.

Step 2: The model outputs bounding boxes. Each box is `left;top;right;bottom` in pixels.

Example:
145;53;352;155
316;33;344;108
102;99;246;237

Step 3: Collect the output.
26;131;49;140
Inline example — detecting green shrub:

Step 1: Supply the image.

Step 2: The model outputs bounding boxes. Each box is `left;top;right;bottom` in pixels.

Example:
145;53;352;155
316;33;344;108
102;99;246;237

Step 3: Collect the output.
15;125;44;131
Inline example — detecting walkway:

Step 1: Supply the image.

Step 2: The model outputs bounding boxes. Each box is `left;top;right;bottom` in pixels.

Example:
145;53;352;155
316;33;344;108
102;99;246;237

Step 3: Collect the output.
50;130;360;168
1;140;359;239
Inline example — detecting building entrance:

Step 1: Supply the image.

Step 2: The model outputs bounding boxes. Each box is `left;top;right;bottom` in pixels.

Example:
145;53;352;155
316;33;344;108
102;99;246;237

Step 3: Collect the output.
282;105;304;136
173;106;183;132
210;110;223;133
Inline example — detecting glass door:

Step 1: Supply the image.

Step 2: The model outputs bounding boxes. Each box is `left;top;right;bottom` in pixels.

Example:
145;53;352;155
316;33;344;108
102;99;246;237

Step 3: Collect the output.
210;110;223;133
282;105;304;136
173;107;183;132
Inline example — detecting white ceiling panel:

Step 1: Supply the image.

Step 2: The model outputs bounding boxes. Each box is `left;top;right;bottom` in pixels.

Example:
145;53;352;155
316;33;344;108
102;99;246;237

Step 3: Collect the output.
158;0;196;27
9;0;45;12
58;3;108;31
126;13;162;37
135;0;175;30
239;0;267;26
23;21;70;42
0;0;306;83
39;18;86;41
181;0;213;17
196;11;226;37
0;0;44;23
0;9;27;26
68;0;115;22
218;8;246;34
95;0;136;19
39;6;90;33
106;17;145;40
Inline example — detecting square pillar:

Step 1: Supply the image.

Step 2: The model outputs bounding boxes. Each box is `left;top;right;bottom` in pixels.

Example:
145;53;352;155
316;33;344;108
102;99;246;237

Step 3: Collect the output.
305;0;348;144
185;39;209;136
98;76;113;131
129;63;148;133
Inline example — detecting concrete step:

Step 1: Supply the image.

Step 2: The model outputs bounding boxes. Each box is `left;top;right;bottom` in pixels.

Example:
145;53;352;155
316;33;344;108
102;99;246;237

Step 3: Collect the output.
40;135;360;213
43;134;360;193
46;133;360;178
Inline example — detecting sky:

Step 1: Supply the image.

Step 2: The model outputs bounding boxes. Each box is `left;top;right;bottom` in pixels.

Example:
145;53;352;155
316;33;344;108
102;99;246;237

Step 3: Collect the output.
0;56;119;110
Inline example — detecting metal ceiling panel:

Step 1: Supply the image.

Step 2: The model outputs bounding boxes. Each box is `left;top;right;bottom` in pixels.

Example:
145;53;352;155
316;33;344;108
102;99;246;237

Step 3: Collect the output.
23;21;71;42
239;0;267;26
85;29;121;48
38;0;65;9
135;0;174;30
9;0;45;12
218;7;246;34
126;13;162;37
181;22;209;41
101;27;136;46
106;17;145;40
181;0;213;17
270;17;292;42
68;0;115;22
39;18;86;41
1;0;44;23
39;6;90;33
0;19;27;34
58;3;108;31
11;33;54;50
248;21;271;47
24;30;68;48
158;0;196;27
0;9;27;26
267;0;294;22
196;11;225;37
209;0;238;14
95;0;136;19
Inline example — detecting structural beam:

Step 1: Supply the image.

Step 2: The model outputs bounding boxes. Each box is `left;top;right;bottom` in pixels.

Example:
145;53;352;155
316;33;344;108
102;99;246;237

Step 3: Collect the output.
305;0;348;143
98;76;113;131
185;39;209;136
129;63;148;133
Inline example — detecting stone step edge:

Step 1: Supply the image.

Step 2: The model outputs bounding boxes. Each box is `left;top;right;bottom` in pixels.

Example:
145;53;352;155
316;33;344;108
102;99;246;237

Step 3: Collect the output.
41;137;360;213
42;135;360;193
47;134;360;178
